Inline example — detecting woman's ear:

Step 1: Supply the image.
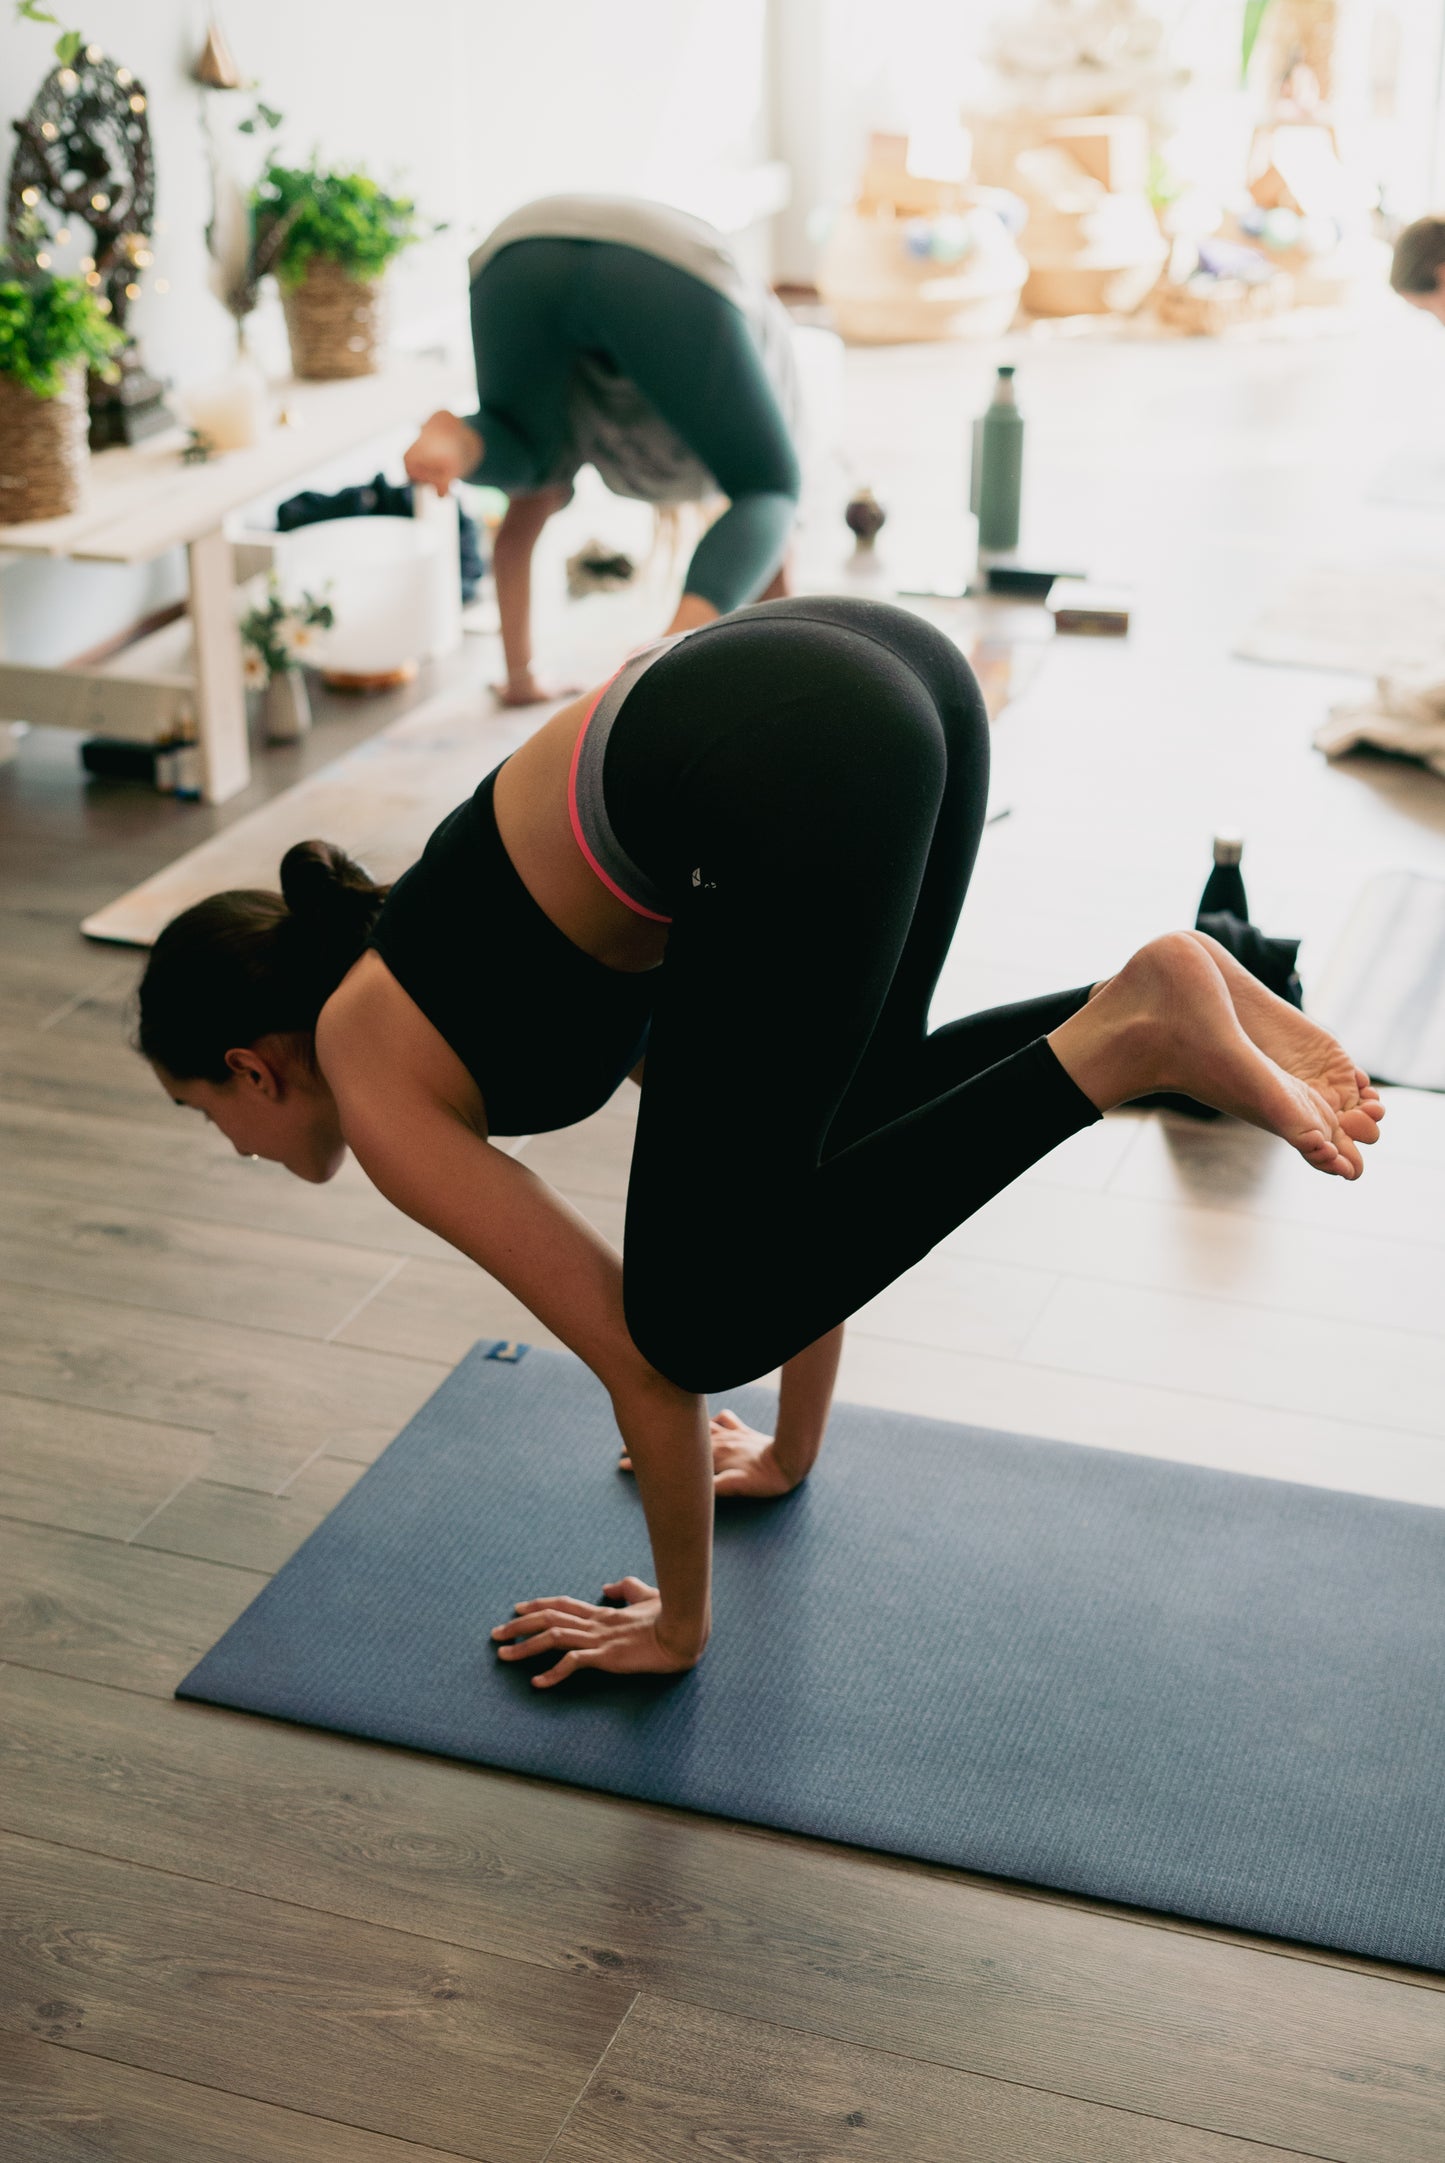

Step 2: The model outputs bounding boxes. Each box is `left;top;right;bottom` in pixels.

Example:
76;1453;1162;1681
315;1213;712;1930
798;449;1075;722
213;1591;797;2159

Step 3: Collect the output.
224;1045;283;1098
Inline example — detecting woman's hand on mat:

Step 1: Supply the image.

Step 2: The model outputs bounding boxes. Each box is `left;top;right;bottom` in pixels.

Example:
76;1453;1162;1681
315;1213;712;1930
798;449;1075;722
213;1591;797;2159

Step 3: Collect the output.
491;1576;703;1686
618;1408;802;1500
491;669;582;709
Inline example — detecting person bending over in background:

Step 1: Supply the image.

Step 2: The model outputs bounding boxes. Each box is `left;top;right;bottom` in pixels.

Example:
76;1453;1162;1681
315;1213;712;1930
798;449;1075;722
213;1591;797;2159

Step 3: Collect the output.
404;193;802;705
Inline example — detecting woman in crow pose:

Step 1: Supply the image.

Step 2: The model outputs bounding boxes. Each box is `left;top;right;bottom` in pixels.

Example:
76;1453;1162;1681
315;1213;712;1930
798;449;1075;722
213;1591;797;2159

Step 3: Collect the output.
136;598;1383;1688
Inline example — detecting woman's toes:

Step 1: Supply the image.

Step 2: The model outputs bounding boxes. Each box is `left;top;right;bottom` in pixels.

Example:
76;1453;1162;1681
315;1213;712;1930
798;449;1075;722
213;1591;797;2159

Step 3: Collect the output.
1340;1106;1381;1145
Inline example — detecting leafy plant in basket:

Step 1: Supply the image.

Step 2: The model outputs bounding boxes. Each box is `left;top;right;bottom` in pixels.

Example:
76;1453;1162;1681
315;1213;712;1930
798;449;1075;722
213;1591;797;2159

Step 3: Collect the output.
0;256;121;520
0;256;122;396
253;162;426;286
249;159;436;379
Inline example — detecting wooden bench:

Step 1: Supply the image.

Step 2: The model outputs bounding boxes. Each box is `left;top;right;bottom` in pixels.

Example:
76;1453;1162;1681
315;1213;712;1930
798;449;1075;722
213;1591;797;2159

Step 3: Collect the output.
0;355;470;803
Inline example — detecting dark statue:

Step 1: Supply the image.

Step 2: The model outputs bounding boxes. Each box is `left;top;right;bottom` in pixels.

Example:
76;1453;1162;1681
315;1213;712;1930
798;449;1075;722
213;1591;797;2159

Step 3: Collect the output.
6;40;169;446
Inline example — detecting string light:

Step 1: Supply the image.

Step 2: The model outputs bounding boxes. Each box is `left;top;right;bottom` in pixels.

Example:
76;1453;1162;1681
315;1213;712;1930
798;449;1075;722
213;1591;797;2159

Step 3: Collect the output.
39;121;57;140
20;185;39;206
55;226;71;245
91;192;110;212
35;251;51;269
124;281;141;299
116;67;132;87
85;43;103;62
57;67;77;92
129;94;147;114
133;248;153;268
84;269;101;287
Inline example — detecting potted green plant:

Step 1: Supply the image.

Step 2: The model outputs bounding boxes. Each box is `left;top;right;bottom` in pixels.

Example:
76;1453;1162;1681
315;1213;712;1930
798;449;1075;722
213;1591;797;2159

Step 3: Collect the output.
240;574;334;740
0;260;121;520
252;160;425;380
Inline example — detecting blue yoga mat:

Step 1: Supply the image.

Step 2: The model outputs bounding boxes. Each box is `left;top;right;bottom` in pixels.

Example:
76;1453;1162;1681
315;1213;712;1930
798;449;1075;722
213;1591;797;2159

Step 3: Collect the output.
179;1343;1445;1970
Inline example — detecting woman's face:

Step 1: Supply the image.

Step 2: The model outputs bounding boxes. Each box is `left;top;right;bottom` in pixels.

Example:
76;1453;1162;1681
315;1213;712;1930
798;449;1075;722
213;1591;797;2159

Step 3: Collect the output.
157;1046;348;1184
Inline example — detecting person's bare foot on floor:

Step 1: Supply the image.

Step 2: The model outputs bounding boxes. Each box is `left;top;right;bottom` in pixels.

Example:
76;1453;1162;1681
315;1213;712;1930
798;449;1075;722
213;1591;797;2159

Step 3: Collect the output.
1053;933;1379;1179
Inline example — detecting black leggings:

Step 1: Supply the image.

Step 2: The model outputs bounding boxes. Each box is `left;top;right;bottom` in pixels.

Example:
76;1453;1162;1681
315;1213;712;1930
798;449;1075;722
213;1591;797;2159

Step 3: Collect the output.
607;597;1100;1393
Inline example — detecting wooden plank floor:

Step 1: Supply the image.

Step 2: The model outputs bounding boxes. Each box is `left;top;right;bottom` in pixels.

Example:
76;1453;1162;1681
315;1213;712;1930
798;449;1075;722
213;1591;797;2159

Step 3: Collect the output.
6;316;1445;2160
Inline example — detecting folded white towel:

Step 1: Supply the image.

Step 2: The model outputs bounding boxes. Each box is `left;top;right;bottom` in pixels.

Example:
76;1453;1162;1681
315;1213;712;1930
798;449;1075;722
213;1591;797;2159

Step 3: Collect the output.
1315;670;1445;780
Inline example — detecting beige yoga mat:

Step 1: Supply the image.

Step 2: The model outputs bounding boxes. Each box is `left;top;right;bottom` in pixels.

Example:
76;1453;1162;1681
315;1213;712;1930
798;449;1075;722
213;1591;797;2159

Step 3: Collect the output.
1235;563;1445;678
81;683;533;947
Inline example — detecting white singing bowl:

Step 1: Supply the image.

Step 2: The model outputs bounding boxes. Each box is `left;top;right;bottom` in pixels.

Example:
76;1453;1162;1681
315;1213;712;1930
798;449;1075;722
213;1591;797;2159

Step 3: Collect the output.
275;512;452;677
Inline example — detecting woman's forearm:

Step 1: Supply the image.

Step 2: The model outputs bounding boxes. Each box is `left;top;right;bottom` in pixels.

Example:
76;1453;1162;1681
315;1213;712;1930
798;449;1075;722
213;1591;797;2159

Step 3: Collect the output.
772;1322;845;1484
491;486;570;690
611;1370;715;1658
492;520;539;686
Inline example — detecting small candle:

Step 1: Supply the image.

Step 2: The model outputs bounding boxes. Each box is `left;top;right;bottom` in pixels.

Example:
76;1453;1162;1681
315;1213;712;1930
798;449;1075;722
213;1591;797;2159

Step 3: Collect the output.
184;363;269;452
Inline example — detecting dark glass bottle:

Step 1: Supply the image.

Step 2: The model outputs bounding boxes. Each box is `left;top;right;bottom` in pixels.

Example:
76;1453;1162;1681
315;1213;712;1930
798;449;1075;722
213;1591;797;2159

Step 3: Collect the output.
1199;835;1247;921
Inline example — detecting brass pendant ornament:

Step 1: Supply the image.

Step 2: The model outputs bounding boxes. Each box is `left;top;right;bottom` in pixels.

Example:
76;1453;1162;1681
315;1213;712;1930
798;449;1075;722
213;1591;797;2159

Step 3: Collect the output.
6;40;169;446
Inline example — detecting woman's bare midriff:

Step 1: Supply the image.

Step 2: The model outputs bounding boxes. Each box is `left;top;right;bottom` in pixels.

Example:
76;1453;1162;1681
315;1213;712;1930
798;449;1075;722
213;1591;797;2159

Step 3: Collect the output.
316;688;664;1147
494;689;670;975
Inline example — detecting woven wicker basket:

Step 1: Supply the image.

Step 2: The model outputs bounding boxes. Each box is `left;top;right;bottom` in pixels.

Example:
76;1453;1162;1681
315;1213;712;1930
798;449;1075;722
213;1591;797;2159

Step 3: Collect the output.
0;364;88;523
281;259;386;379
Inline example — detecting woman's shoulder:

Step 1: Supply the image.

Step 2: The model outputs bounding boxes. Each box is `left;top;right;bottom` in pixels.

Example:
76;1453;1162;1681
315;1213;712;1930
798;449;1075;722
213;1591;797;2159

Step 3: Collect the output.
317;950;489;1133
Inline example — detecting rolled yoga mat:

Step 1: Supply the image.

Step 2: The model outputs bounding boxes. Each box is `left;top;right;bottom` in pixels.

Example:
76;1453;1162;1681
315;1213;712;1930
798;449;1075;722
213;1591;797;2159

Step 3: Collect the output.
179;1344;1445;1971
1310;870;1445;1092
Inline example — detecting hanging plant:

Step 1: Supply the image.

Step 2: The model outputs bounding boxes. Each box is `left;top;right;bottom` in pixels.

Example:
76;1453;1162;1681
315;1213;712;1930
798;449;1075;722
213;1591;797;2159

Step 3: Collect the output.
14;0;82;68
1241;0;1277;85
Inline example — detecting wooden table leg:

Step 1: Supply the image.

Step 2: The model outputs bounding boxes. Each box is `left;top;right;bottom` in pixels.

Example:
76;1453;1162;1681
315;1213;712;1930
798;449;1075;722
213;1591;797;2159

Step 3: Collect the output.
187;525;250;804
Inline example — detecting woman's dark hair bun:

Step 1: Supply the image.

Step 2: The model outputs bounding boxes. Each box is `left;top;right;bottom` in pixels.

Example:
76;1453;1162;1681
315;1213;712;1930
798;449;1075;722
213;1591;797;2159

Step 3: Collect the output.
135;840;389;1085
280;838;383;922
277;838;388;1002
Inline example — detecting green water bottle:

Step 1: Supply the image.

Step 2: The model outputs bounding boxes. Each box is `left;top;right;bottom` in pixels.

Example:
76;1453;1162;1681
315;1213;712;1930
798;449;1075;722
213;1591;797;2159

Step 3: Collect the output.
972;363;1024;554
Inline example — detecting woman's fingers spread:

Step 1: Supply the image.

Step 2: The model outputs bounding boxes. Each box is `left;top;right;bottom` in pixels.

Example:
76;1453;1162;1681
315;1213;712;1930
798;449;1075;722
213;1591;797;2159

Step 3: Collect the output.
498;1625;585;1661
512;1596;597;1618
493;1604;592;1640
535;1648;600;1688
617;1454;633;1472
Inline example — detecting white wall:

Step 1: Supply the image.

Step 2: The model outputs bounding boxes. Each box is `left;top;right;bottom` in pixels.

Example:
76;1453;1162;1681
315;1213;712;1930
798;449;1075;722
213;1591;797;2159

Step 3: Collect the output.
0;0;769;663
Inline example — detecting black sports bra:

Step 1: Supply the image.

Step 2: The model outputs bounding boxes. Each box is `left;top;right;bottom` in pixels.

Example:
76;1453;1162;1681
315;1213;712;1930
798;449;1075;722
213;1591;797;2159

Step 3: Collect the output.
369;764;654;1136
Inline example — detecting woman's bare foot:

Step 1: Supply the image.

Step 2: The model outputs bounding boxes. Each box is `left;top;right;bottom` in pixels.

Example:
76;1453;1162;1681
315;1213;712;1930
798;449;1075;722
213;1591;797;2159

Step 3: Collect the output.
1186;931;1384;1146
1050;933;1373;1179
